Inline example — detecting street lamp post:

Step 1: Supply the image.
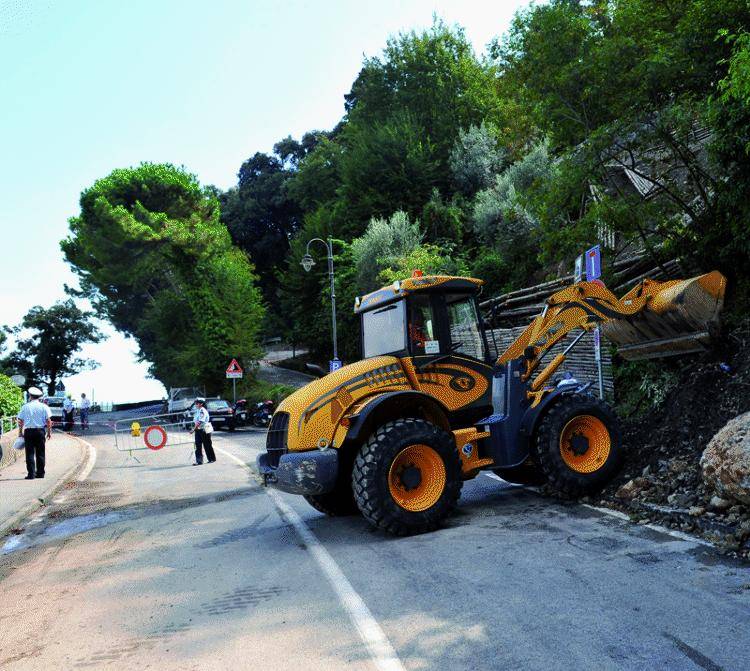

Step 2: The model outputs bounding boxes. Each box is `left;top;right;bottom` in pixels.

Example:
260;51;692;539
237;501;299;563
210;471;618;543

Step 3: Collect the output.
301;237;338;364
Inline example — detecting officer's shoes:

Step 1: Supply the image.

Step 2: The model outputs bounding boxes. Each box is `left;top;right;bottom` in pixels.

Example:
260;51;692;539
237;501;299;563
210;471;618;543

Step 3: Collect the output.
25;475;35;480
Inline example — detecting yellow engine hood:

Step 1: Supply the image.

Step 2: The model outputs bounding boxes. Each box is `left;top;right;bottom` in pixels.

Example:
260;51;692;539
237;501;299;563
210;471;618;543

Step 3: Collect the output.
276;356;413;451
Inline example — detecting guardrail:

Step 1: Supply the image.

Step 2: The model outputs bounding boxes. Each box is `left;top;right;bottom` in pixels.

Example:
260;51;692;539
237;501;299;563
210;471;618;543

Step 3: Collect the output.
0;415;18;436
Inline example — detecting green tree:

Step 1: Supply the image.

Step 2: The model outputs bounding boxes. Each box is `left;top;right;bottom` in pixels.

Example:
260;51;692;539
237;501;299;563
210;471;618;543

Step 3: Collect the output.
5;300;102;396
351;211;423;291
449;122;506;196
338;113;440;233
62;163;265;392
345;20;502;162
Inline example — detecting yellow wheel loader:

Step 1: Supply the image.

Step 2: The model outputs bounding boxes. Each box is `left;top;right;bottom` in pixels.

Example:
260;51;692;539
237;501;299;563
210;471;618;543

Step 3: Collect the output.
258;270;726;535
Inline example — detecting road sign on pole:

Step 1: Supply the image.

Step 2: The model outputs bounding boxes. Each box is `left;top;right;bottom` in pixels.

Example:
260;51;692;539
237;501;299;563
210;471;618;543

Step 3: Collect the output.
586;245;602;281
329;358;342;373
225;359;243;379
226;359;243;404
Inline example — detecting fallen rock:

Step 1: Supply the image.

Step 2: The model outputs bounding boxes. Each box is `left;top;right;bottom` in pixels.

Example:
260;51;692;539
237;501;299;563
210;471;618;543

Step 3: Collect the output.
615;477;653;501
668;459;690;475
709;496;732;511
688;506;706;517
701;411;750;505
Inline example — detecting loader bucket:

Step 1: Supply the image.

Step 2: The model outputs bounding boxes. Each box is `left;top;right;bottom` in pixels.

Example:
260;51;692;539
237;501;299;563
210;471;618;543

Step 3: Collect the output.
601;271;726;360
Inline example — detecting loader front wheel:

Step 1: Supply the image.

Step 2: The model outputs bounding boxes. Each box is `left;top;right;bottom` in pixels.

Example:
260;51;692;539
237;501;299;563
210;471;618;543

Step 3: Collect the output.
534;394;622;497
304;487;359;516
304;452;359;516
352;418;463;535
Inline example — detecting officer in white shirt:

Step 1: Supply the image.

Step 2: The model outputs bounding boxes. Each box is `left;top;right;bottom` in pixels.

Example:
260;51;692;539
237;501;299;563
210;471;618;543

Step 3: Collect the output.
62;395;75;432
79;393;91;430
17;387;52;480
192;397;216;465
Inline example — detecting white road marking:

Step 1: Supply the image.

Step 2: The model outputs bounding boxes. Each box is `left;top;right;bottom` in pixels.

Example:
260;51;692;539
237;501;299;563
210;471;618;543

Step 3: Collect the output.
581;503;630;521
484;472;524;487
75;438;97;481
580;504;713;546
215;446;406;671
484;473;714;548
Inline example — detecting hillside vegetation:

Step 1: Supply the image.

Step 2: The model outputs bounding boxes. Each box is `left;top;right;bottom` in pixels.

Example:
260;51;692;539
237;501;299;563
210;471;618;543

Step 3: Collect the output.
62;0;750;393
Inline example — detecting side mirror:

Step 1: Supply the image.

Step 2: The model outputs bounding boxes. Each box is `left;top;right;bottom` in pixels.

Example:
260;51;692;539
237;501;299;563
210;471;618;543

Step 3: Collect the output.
305;363;327;378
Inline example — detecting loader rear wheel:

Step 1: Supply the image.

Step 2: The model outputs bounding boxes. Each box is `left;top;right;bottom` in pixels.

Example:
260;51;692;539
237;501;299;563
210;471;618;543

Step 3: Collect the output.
534;394;622;497
352;418;463;536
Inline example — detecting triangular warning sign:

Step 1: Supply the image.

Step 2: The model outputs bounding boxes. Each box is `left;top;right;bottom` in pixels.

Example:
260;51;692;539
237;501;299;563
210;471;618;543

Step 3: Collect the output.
226;358;243;374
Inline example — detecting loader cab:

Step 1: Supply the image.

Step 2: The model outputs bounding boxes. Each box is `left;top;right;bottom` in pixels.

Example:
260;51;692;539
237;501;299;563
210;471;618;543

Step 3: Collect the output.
356;274;495;426
357;277;491;364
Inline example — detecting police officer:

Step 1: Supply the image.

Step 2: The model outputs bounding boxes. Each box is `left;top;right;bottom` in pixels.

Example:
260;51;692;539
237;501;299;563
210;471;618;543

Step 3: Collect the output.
192;397;216;465
17;387;52;480
79;393;91;430
63;395;75;432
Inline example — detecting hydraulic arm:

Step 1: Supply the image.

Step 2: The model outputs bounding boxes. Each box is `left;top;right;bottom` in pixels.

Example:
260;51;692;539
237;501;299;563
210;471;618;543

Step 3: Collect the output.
497;271;726;394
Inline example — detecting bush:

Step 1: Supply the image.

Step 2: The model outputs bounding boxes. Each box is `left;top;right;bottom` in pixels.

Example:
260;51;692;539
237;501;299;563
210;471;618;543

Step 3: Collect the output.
0;374;23;430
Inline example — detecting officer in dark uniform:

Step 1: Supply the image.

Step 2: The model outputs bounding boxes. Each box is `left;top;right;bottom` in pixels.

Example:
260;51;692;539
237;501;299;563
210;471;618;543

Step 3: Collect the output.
17;387;52;479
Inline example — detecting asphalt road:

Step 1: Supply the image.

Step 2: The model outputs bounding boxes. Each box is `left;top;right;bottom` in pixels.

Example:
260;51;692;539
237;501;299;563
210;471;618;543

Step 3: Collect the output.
1;428;748;670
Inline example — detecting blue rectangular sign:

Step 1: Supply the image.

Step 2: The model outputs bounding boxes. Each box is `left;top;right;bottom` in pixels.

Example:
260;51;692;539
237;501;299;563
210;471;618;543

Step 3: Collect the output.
329;358;342;373
586;245;601;281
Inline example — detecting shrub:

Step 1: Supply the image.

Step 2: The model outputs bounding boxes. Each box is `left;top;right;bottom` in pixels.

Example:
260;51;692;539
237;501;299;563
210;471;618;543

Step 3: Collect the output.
0;374;23;430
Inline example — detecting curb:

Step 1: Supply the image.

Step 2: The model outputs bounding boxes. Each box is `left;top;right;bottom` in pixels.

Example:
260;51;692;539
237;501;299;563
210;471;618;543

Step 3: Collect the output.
0;432;90;540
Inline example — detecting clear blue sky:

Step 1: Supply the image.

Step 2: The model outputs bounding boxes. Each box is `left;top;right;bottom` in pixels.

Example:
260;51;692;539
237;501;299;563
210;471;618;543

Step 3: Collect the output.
0;0;521;402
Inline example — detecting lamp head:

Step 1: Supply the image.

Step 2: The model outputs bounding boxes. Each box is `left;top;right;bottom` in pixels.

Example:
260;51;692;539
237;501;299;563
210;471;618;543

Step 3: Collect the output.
301;254;315;272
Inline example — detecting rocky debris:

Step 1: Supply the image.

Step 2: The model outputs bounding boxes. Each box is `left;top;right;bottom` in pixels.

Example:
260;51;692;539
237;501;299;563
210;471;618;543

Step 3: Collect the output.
615;477;653;501
598;319;750;559
709;496;732;511
700;411;750;505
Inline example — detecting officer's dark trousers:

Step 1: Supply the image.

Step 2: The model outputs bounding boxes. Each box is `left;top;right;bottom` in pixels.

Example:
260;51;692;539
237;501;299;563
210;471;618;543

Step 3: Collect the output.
24;428;46;477
194;429;216;464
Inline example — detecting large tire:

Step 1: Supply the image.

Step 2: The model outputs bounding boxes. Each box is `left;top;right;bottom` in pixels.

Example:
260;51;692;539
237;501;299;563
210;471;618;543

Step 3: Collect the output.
352;418;463;536
534;394;622;497
304;451;359;516
304;484;359;517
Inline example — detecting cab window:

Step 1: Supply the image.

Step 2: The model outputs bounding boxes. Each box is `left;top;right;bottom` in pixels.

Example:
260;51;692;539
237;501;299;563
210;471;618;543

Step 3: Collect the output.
362;302;406;357
408;295;439;355
446;294;487;361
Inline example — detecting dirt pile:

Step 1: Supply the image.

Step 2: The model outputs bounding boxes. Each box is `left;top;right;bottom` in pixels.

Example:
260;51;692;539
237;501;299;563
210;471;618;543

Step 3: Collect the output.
599;319;750;558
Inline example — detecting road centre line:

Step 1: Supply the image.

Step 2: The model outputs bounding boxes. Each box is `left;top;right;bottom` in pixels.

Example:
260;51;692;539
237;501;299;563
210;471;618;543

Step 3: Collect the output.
215;446;406;671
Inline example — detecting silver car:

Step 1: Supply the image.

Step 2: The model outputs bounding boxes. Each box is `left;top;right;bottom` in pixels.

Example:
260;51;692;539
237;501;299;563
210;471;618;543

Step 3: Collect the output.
44;396;65;424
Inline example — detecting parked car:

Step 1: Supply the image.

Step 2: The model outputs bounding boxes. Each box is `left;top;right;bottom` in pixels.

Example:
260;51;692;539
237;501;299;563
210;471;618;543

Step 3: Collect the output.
183;398;236;431
43;396;64;425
